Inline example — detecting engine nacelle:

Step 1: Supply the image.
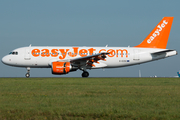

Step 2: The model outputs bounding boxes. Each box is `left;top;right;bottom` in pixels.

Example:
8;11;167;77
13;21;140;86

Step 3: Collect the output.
52;62;72;75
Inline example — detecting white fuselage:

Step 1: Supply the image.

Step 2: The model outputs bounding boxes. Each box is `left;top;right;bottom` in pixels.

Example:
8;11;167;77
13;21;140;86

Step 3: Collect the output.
2;46;177;69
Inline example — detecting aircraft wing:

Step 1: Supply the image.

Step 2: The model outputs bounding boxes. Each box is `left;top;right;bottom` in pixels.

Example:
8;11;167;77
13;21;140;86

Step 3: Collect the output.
70;52;109;68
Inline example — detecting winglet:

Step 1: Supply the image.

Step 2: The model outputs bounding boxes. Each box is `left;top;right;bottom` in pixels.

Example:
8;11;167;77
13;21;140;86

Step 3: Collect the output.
135;17;174;49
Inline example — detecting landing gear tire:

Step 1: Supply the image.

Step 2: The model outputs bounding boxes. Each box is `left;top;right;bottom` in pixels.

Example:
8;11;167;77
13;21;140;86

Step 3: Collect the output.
26;67;30;78
82;71;89;77
25;73;30;78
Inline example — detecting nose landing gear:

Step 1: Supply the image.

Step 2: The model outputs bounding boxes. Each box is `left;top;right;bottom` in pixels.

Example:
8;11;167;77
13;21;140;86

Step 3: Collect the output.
25;67;30;78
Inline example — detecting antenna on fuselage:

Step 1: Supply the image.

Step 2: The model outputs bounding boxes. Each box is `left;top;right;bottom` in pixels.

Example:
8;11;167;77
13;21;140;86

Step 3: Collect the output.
29;44;32;47
105;44;108;47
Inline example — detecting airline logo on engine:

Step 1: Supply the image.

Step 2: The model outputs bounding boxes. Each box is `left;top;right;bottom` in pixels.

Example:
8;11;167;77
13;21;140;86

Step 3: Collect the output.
147;20;168;44
31;47;129;59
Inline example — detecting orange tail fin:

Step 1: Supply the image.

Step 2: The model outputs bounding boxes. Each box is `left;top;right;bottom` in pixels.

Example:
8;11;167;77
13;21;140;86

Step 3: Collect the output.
135;17;174;49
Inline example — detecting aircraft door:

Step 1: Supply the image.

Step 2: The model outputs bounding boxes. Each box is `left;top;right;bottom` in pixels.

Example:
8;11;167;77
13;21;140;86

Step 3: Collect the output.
24;48;31;60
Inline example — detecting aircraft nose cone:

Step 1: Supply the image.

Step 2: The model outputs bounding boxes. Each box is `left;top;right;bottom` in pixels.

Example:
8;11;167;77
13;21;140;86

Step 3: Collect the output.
2;57;5;64
2;56;9;65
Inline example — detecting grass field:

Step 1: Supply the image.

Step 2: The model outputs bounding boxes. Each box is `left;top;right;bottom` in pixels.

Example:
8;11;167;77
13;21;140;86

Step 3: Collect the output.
0;77;180;120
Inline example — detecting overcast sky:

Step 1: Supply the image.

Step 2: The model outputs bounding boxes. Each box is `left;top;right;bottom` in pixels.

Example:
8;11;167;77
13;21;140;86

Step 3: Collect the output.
1;0;180;77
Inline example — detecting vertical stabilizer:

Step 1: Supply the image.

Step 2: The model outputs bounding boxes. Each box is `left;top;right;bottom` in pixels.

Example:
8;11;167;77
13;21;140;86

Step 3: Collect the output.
135;17;174;49
177;72;180;77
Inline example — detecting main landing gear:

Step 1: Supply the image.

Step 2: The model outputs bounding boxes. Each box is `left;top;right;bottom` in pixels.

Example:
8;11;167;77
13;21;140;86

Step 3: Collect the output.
82;71;89;77
25;67;30;78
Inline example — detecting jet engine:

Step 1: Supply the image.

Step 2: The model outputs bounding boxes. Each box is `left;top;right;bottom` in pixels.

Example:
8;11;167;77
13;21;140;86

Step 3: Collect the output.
52;62;77;75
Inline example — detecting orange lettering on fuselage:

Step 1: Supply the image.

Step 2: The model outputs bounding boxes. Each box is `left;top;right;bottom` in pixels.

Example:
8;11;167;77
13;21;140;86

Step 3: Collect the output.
107;49;115;57
51;49;58;57
88;48;96;55
31;48;128;59
59;49;69;60
99;49;106;53
69;47;78;57
31;49;40;57
41;49;50;57
116;49;128;57
79;49;88;57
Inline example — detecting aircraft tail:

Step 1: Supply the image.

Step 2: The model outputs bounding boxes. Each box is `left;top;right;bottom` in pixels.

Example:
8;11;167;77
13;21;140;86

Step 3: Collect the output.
135;17;174;49
177;72;180;77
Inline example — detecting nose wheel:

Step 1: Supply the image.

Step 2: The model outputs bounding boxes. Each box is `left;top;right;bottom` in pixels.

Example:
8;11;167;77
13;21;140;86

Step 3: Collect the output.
82;71;89;77
25;67;30;78
25;73;30;78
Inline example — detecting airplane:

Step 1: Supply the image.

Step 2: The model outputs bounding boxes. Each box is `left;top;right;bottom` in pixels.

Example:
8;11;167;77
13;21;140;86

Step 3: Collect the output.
1;17;177;78
177;71;180;77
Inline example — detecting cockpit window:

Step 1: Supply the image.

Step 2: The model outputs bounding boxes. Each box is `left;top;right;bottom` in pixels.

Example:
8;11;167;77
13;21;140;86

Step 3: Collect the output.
9;51;18;55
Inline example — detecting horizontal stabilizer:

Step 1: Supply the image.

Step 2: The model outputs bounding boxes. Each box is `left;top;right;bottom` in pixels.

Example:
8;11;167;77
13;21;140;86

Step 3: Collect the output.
151;49;175;55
